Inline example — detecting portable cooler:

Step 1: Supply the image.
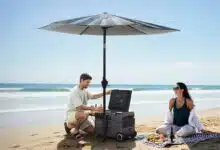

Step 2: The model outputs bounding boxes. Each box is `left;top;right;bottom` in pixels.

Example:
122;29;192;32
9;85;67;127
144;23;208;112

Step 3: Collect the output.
95;90;137;141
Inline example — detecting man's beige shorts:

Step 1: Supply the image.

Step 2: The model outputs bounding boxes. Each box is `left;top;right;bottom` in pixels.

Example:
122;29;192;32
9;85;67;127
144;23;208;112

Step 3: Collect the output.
66;111;92;130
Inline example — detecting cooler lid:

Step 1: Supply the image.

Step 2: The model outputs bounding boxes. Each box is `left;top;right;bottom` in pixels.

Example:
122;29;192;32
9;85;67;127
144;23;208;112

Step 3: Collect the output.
108;90;132;112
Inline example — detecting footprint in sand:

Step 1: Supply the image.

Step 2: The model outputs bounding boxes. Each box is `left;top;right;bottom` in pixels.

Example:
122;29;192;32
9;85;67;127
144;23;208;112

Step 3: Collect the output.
48;141;55;144
53;131;60;134
9;144;21;148
41;141;55;145
58;143;72;148
30;133;38;136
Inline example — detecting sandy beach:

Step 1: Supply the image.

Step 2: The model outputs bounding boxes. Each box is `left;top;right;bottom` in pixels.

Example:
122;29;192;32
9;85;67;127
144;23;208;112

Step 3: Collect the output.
0;108;219;150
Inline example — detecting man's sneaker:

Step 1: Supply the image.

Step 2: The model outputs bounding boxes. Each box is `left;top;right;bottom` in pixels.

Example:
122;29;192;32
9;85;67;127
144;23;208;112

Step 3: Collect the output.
64;122;71;135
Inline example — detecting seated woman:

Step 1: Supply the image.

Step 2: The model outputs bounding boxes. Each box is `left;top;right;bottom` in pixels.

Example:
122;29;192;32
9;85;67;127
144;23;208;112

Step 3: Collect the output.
156;82;204;137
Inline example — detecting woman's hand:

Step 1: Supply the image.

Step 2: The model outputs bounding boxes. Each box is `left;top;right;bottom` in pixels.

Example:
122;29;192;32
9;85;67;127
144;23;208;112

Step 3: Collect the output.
201;129;211;133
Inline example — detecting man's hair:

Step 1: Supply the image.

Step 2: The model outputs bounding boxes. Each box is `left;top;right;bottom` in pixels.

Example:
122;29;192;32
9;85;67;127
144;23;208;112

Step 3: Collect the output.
80;73;92;82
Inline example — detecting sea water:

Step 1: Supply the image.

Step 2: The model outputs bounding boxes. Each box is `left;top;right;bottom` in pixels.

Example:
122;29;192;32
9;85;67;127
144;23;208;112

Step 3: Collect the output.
0;83;220;128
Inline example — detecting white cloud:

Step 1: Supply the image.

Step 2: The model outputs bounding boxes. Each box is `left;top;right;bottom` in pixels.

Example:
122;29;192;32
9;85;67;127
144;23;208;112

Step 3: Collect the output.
174;61;193;68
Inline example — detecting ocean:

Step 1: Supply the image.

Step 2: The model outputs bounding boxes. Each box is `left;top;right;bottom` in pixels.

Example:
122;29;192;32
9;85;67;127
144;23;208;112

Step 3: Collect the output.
1;83;220;128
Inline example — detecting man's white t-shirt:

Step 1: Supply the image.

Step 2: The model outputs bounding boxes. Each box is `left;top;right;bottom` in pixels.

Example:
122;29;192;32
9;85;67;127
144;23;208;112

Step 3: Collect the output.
66;85;91;114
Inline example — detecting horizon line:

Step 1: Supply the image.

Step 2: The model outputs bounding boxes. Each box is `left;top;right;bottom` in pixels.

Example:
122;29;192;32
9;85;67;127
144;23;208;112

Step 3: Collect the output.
1;82;220;86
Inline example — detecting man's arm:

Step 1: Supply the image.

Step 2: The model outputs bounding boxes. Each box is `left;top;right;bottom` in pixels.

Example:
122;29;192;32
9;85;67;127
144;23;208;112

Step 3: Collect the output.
90;92;104;99
76;105;95;111
88;90;111;100
76;105;103;113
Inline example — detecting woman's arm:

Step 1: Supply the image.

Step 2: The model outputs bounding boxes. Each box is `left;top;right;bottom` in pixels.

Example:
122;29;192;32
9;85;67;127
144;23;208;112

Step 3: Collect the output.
186;99;194;110
169;98;175;111
164;98;175;124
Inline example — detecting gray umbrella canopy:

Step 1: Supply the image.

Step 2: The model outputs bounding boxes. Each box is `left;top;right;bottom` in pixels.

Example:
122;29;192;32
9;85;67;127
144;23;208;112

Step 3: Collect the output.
39;12;179;116
40;12;179;35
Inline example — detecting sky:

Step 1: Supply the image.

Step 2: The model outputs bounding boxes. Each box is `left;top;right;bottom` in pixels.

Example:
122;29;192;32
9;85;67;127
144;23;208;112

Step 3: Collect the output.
0;0;220;85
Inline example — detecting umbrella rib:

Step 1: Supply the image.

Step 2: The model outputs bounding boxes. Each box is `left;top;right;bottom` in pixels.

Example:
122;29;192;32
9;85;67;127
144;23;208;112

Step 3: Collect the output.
114;15;179;31
80;26;90;35
127;25;146;34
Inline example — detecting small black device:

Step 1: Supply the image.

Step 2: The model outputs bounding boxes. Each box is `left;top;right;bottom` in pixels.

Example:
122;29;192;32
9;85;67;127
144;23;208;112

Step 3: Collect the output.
170;126;174;143
95;90;137;141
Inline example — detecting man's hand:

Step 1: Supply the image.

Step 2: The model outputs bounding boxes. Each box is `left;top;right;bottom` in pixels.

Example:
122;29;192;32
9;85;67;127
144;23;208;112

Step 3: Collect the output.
106;90;112;95
89;105;103;116
94;106;103;113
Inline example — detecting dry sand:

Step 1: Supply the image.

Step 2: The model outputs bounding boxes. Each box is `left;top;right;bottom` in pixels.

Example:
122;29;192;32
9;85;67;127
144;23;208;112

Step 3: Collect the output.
0;108;220;150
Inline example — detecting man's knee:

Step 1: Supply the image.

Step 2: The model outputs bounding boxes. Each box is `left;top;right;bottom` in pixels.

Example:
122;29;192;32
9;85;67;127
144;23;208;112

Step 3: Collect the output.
75;112;87;121
67;122;75;129
85;126;94;134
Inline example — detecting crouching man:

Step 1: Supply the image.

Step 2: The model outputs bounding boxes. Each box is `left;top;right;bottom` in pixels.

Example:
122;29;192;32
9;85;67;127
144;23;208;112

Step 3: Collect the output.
64;73;111;140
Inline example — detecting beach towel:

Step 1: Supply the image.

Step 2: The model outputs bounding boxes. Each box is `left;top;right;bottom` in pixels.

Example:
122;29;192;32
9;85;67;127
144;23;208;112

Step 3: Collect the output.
143;132;220;148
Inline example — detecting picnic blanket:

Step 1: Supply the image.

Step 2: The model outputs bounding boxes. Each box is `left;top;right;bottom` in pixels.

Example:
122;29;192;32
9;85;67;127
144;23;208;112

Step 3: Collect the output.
139;132;220;148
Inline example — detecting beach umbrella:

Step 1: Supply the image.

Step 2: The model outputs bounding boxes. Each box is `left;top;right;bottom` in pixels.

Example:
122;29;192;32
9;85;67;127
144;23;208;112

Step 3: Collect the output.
39;12;179;115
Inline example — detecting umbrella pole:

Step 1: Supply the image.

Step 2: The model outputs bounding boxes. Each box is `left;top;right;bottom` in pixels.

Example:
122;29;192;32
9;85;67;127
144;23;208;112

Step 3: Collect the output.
101;27;108;141
102;27;108;115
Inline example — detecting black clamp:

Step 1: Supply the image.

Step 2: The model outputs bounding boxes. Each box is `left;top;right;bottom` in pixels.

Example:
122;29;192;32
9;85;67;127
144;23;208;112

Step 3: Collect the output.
101;78;108;89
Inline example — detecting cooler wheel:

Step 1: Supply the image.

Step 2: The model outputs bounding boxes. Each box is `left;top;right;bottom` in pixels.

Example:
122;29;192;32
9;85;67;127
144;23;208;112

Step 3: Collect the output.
116;133;125;142
131;131;137;138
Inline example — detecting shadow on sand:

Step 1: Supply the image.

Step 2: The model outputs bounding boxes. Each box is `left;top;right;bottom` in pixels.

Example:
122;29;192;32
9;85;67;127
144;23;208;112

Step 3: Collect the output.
57;133;220;150
57;135;136;150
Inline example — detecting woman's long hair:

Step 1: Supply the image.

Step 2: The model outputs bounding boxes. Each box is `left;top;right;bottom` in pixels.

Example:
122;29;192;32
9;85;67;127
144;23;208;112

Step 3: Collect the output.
177;82;192;100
